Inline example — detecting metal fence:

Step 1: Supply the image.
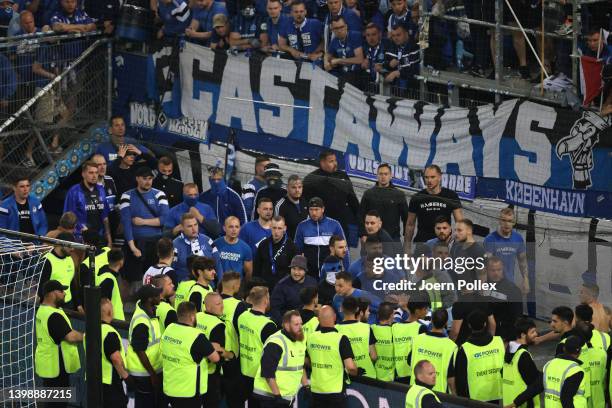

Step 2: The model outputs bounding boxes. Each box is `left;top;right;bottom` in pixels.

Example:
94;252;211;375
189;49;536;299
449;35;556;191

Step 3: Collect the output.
0;31;111;191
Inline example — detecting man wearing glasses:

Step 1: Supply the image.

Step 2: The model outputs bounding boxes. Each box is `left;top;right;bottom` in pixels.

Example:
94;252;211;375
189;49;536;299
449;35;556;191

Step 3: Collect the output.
324;16;364;87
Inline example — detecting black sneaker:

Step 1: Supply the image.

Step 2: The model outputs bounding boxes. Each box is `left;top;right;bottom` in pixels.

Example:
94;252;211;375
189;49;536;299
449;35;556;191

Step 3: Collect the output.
519;66;530;80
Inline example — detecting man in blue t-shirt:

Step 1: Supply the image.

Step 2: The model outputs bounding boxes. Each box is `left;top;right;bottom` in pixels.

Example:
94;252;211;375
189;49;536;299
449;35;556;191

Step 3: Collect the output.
483;208;529;294
185;0;227;46
213;216;253;281
277;0;323;62
323;0;361;45
332;271;379;323
50;0;96;33
157;0;192;38
229;0;266;51
238;197;273;254
325;16;363;86
260;0;291;53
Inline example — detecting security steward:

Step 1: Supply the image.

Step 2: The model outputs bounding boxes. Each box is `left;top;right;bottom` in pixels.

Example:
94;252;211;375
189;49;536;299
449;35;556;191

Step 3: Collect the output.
161;301;220;408
38;232;77;309
455;310;504;404
35;280;83;408
574;304;610;351
408;308;457;393
393;295;429;383
187;256;216;312
98;298;130;407
126;284;163;407
371;302;395;382
307;305;360;406
219;271;246;408
238;286;278;407
174;256;199;307
573;321;606;408
196;292;233;407
96;248;125;321
299;286;319;342
152;274;177;334
543;335;587;408
405;360;443;408
502;317;543;408
253;310;308;407
336;296;377;378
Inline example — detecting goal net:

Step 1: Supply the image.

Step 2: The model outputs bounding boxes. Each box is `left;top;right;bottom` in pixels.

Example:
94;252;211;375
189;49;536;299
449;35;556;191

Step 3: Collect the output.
0;236;52;407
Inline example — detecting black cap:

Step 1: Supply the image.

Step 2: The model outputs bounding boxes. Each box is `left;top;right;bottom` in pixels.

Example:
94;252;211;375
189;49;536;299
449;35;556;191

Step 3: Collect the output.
43;280;69;295
563;335;585;354
308;197;324;208
135;166;154;178
137;284;162;301
264;163;282;178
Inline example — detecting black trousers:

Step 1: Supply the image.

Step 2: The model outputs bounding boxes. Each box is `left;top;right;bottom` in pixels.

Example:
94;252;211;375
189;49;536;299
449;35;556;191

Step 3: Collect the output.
169;396;201;408
41;374;70;408
201;373;221;407
123;238;159;282
312;392;347;408
222;359;243;408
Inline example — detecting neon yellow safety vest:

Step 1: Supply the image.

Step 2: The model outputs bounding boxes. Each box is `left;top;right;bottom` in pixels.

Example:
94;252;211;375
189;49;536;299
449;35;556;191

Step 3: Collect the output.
155;300;175;334
161;323;208;397
44;252;75;303
196;311;225;374
502;347;540;408
462;336;504;402
405;384;441;408
559;330;610;352
35;305;81;378
95;269;125;321
336;321;376;378
253;331;306;401
371;324;394;382
302;314;319;343
423;275;443;311
187;283;213;311
580;346;606;408
126;301;162;376
100;323;126;385
392;321;422;378
307;330;346;394
543;357;587;408
410;333;457;392
238;310;275;377
80;246;110;277
174;280;196;308
221;296;240;356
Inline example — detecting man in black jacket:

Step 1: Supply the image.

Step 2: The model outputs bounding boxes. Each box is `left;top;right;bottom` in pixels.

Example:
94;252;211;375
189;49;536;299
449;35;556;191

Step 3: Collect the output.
253;215;298;288
302;150;359;247
358;163;408;241
152;156;183;209
274;175;308;240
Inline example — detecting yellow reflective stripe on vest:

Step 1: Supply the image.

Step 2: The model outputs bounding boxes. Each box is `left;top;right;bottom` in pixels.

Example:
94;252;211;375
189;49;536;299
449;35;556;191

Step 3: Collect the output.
271;334;304;372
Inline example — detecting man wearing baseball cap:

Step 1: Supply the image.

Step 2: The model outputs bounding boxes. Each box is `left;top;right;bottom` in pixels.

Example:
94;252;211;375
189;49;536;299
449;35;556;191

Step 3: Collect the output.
210;14;231;50
35;280;83;403
120;167;170;285
294;197;347;278
270;255;317;324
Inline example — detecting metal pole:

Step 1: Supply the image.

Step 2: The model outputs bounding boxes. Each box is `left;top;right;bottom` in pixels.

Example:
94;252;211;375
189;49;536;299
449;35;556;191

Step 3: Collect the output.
494;0;503;104
24;110;54;164
107;40;113;121
84;283;102;408
571;0;579;88
418;0;426;100
0;227;90;250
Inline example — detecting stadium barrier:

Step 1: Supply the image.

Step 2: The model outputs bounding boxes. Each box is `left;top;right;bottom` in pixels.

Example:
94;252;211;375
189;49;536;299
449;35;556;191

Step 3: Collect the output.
0;31;111;193
63;309;496;408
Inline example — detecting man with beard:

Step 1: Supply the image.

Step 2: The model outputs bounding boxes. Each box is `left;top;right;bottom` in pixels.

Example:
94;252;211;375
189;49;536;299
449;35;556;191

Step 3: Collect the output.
277;0;323;63
274;175;308;240
502;317;543;408
64;161;111;244
34;280;83;404
187;256;217;313
252;163;287;220
450;219;485;283
360;210;398;257
485;257;522;342
425;216;454;251
240;197;273;255
253;310;308;407
270;255;317;324
126;284;163;407
152;156;183;209
38;232;78;310
254;216;298;288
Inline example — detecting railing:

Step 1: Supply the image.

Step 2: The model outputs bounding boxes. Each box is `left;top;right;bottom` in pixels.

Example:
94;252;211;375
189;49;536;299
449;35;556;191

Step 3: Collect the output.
0;31;111;191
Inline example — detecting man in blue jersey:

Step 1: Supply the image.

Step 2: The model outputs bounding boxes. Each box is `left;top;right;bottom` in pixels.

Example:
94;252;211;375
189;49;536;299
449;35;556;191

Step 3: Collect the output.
0;175;48;236
385;0;410;35
165;183;221;239
483;207;529;294
229;0;266;51
325;16;364;86
63;161;112;245
95;115;155;165
361;23;385;83
323;0;361;45
185;0;227;46
50;0;96;33
241;156;270;222
214;216;253;281
260;0;290;53
294;197;346;278
119;166;170;282
383;23;420;92
172;213;222;281
278;0;323;62
333;271;379;322
239;197;273;255
200;167;248;226
157;0;192;38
